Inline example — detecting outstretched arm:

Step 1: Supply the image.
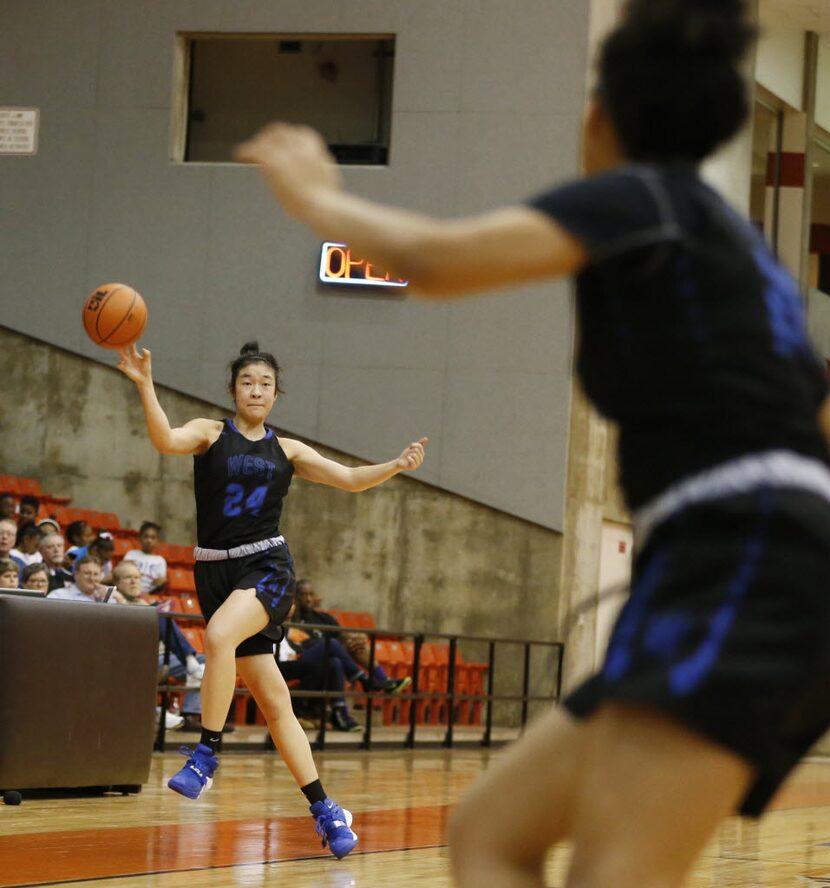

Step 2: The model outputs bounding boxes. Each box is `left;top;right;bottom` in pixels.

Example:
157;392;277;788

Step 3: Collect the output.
117;345;220;455
234;124;588;298
281;437;428;492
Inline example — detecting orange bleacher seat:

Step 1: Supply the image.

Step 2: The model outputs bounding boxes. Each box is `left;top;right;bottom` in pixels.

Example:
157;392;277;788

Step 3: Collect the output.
157;543;195;568
180;595;202;616
167;568;196;595
112;538;135;560
0;475;71;507
179;626;205;654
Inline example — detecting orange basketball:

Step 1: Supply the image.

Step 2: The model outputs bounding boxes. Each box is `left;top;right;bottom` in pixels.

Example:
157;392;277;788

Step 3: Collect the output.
82;283;147;348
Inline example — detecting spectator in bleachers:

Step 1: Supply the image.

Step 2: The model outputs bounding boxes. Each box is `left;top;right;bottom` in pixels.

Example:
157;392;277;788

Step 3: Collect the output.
112;560;205;730
18;495;39;525
47;555;120;603
65;520;94;562
11;522;43;567
123;521;168;594
0;557;21;589
21;562;50;594
278;602;361;732
86;532;115;583
0;519;23;575
295;579;410;694
0;493;16;521
39;532;73;592
36;518;61;536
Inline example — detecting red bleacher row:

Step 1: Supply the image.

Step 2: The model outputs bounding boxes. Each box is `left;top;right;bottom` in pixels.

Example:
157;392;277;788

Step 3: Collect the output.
3;473;487;726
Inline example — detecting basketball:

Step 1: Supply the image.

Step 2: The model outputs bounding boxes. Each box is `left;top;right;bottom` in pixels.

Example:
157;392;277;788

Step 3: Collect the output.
82;283;147;349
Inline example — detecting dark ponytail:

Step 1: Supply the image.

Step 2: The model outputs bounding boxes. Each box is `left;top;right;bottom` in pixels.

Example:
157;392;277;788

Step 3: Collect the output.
228;341;284;394
598;0;757;163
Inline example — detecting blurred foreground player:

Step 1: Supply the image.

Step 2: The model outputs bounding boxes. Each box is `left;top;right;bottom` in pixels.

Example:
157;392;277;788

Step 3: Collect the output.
118;340;426;859
237;1;830;884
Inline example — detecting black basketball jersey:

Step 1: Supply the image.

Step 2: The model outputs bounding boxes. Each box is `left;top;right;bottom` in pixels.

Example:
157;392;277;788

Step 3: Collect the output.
193;420;294;549
528;164;829;510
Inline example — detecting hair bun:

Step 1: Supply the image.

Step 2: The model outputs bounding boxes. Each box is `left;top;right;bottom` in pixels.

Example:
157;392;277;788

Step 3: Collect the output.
625;0;754;62
240;341;260;356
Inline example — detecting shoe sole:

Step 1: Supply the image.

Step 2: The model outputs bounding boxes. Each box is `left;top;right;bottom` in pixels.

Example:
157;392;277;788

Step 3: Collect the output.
167;775;213;800
388;678;412;695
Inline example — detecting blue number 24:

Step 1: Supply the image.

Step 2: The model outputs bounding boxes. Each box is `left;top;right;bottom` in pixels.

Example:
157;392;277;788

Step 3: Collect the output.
223;483;268;517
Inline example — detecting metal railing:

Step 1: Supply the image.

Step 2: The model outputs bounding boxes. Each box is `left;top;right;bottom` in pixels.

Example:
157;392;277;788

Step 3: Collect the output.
155;612;564;753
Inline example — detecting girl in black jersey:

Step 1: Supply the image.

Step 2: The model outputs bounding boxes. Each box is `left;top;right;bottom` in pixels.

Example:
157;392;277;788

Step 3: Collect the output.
118;341;426;859
236;1;830;885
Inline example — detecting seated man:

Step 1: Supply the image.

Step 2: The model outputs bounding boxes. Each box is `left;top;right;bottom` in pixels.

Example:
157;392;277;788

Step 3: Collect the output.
113;560;205;730
0;557;21;589
123;521;167;594
0;518;23;576
47;555;118;602
39;532;74;591
21;562;50;594
294;578;410;694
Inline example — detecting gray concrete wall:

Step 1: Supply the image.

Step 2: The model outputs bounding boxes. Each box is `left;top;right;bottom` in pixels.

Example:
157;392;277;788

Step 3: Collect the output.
0;0;591;531
0;326;562;655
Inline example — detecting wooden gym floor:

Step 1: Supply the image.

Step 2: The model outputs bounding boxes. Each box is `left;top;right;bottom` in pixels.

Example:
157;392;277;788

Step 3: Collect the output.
0;747;829;887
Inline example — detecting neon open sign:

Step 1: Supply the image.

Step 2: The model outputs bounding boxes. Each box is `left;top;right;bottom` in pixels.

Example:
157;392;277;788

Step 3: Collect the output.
319;242;408;289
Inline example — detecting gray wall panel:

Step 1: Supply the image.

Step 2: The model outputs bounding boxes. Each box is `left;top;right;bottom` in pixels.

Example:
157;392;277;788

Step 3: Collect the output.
0;0;591;530
317;365;446;479
0;0;101;108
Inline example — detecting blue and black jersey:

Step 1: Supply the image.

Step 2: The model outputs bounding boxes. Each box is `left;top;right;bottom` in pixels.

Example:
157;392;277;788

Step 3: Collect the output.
529;164;829;510
193;419;294;549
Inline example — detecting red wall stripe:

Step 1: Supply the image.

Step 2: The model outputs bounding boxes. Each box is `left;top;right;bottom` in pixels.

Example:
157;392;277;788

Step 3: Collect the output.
766;152;806;188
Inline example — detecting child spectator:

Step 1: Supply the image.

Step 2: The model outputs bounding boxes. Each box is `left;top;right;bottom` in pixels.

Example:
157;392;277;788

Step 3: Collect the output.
0;493;15;521
21;562;50;594
86;532;115;583
11;522;43;567
0;557;20;589
65;520;94;561
123;521;168;594
39;532;73;592
18;495;39;525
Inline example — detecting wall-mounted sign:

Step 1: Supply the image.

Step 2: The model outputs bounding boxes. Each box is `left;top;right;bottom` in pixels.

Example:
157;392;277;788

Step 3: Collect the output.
319;242;408;289
0;108;38;155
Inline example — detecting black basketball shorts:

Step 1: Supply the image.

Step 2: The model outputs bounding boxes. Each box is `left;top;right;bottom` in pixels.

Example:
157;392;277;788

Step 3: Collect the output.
194;540;296;658
565;488;830;817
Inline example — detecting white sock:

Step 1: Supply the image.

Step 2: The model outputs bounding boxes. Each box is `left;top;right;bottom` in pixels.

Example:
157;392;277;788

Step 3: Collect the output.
186;654;200;673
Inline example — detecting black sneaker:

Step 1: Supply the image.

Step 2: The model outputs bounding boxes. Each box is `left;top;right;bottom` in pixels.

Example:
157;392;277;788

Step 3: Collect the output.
382;677;412;695
330;706;362;733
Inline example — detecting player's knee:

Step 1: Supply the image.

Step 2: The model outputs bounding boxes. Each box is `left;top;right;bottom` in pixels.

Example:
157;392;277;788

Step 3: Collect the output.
203;621;236;656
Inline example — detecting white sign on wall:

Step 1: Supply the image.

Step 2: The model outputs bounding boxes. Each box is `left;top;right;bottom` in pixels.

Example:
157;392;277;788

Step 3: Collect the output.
0;108;39;155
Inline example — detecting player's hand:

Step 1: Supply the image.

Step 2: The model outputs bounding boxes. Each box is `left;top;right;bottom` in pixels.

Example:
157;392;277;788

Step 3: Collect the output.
117;344;153;387
396;437;428;472
234;123;344;218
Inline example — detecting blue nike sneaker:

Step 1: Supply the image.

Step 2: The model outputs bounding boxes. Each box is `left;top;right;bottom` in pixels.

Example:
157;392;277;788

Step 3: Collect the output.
310;798;359;859
167;744;219;799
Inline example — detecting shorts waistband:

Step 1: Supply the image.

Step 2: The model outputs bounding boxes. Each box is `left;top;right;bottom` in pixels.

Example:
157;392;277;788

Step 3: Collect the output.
193;535;285;562
634;450;830;548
